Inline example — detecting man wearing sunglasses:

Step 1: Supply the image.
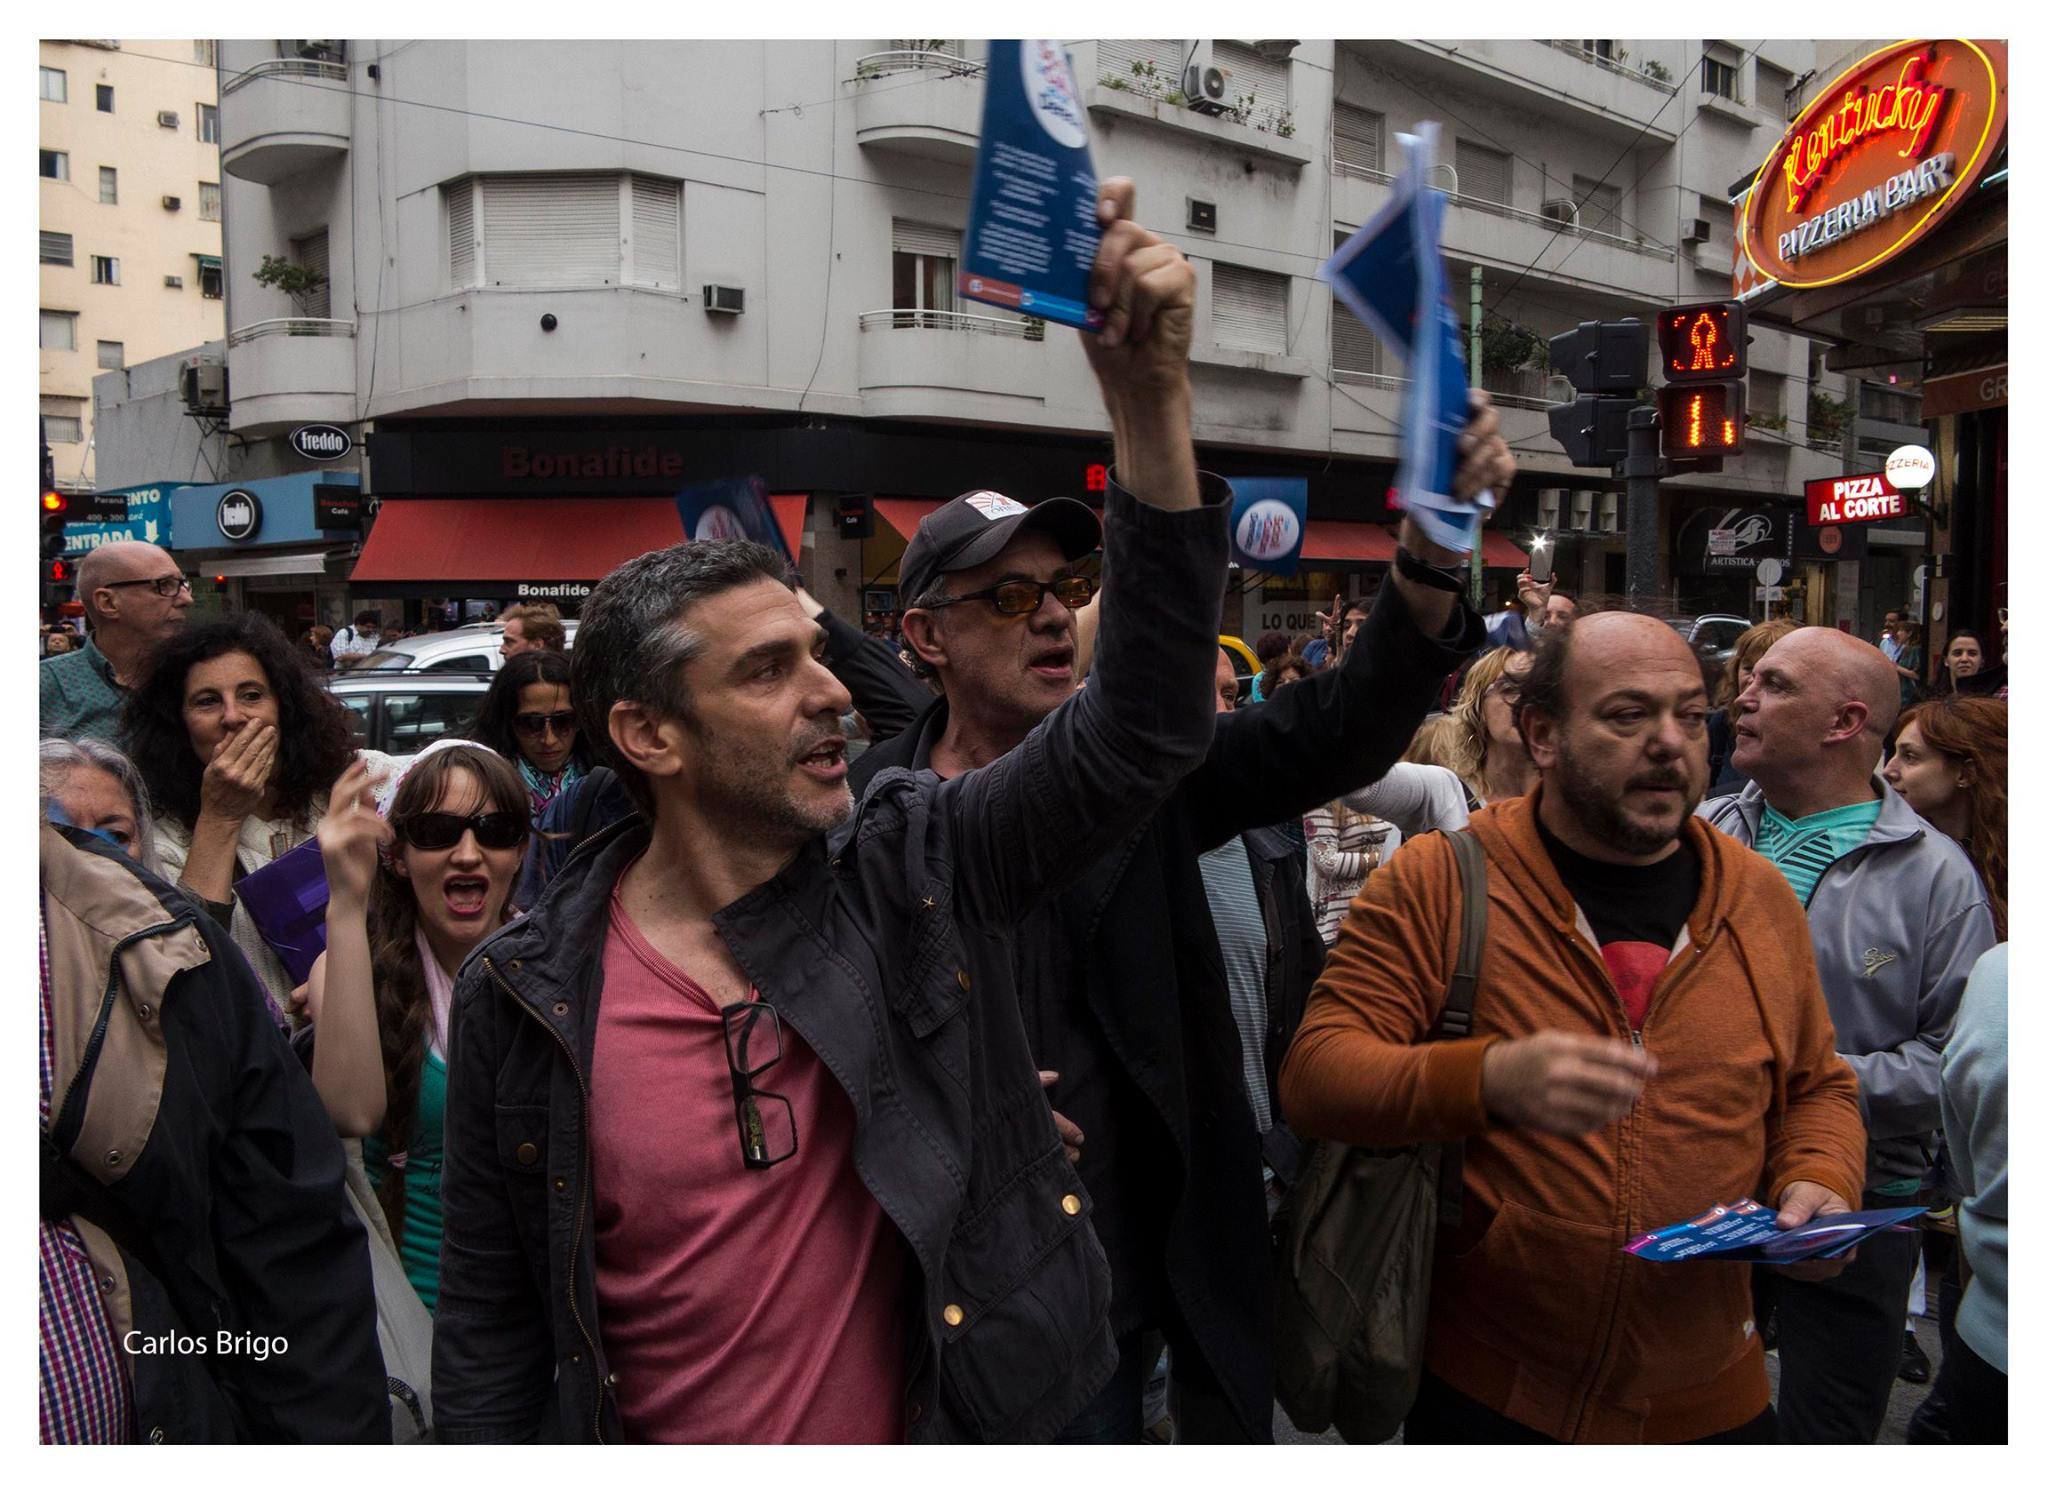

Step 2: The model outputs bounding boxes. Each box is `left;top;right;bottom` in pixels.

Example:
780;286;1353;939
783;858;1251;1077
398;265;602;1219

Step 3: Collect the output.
435;180;1238;1444
40;538;193;746
850;369;1512;1448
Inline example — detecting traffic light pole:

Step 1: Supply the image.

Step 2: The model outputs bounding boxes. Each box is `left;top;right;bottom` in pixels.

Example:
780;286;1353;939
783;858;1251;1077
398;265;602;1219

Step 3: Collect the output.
1622;405;1664;609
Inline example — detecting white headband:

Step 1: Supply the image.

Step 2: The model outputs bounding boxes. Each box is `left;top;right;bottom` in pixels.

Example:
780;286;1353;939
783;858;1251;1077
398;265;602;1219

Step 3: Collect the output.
372;738;500;819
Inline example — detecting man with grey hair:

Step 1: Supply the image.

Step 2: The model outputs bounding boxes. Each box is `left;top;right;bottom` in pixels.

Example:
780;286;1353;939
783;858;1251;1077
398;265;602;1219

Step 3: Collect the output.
40;539;191;744
434;180;1236;1442
1700;626;1997;1442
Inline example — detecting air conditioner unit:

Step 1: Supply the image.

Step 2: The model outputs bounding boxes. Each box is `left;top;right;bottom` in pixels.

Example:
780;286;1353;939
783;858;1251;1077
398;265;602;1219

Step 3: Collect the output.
1598;492;1620;534
164;274;184;288
1537;489;1564;529
1182;62;1231;114
1186;198;1217;233
1541;199;1580;229
1571;491;1596;532
294;40;345;61
702;284;745;314
157;109;180;128
181;356;228;414
162;194;182;211
1682;217;1712;244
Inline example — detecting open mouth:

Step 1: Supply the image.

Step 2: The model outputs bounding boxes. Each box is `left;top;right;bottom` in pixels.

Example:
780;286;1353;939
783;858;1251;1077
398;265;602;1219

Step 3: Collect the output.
1027;646;1075;679
796;736;847;781
443;874;492;919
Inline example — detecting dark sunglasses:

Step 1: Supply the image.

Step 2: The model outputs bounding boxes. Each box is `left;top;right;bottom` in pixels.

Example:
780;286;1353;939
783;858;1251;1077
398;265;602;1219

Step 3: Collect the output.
513;709;578;739
395;810;527;852
722;1001;797;1170
921;574;1095;617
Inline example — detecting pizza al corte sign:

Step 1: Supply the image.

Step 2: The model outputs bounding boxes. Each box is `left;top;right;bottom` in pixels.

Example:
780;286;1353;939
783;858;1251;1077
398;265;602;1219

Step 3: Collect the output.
1739;39;2006;290
1805;473;1908;526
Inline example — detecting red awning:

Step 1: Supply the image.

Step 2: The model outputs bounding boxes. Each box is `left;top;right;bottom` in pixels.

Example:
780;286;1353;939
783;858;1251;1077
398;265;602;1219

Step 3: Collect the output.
1479;529;1529;569
1300;521;1398;563
874;497;944;542
350;495;808;583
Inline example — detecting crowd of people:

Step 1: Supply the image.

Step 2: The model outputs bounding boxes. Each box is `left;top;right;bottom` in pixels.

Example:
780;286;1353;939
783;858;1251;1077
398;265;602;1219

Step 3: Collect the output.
39;180;2006;1448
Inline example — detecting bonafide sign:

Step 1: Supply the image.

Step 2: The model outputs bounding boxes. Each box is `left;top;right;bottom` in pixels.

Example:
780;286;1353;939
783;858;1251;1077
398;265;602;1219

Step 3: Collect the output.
1806;473;1907;527
1739;40;2006;291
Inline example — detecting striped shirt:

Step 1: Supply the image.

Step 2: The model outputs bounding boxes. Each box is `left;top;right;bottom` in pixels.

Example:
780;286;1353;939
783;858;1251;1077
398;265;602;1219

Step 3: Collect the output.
1198;836;1272;1133
39;902;135;1444
1754;799;1883;906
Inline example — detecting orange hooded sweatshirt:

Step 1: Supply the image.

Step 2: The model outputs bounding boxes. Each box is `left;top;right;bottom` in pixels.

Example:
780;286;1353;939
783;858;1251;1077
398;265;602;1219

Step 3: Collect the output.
1278;792;1865;1443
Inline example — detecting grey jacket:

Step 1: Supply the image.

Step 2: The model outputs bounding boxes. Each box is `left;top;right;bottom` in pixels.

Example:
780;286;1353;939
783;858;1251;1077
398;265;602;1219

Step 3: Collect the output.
1698;781;1996;1190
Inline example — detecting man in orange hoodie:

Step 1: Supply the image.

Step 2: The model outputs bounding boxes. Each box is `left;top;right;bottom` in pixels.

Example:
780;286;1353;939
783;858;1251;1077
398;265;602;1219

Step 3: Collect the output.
1279;612;1866;1443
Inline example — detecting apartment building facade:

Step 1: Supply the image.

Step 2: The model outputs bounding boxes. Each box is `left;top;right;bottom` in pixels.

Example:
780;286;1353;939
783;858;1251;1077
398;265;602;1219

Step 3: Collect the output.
40;38;225;493
99;38;1870;634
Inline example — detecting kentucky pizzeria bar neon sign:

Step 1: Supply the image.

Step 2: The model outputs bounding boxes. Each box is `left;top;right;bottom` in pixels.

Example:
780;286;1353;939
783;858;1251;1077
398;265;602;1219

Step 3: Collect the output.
1780;53;1948;212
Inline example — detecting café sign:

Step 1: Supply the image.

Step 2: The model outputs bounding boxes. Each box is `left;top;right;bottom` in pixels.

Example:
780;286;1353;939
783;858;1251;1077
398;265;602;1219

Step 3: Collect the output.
1739;40;2006;290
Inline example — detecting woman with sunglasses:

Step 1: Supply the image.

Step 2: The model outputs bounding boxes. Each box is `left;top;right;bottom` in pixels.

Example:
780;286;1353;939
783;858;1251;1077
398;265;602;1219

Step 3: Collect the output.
298;740;532;1313
469;648;591;827
1443;646;1537;808
123;612;398;1010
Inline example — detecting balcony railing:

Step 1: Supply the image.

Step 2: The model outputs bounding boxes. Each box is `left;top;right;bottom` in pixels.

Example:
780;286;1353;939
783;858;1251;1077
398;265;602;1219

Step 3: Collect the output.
859;309;1044;340
228;317;356;347
1334;164;1674;262
222;57;348;94
1538;40;1680;94
852;49;983;82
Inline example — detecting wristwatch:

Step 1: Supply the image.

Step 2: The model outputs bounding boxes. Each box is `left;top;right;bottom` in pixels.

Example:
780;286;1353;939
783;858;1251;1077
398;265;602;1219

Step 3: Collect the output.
1393;541;1469;593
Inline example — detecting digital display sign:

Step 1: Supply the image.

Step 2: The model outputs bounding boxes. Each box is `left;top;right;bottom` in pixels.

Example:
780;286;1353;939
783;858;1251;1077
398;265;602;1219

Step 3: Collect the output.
1656;303;1744;382
1658;383;1747;458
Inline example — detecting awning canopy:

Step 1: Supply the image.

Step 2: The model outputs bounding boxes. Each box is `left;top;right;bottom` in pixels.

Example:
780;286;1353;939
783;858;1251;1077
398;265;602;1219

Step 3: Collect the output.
351;495;807;584
874;497;944;542
1300;521;1398;563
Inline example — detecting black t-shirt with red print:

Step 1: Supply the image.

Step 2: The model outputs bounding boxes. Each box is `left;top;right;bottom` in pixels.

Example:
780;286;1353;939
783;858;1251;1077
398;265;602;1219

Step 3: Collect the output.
1536;818;1701;1030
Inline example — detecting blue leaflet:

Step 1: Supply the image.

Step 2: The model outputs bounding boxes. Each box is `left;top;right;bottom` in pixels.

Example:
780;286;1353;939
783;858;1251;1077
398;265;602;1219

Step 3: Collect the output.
1320;121;1483;553
1227;478;1309;575
959;41;1105;332
1626;1199;1928;1265
674;476;793;565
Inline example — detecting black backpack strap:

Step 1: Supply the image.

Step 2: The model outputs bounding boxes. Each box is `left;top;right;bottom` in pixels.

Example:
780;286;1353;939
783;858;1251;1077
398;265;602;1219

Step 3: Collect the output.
1434;829;1488;1227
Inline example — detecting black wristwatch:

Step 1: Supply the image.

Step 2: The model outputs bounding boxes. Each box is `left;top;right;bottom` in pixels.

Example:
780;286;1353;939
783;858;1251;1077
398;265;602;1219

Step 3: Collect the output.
1393;541;1469;593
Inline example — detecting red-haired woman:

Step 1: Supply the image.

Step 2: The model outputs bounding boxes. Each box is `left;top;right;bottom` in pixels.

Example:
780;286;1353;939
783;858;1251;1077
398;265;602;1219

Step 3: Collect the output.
1884;696;2007;940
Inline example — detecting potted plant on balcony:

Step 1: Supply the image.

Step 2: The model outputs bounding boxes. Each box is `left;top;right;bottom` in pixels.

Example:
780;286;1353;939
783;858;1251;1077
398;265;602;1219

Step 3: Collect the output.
1479;315;1547;400
251;254;328;332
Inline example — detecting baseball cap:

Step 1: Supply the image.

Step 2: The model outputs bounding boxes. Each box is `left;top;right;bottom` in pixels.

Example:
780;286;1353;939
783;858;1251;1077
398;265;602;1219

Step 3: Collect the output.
899;491;1101;605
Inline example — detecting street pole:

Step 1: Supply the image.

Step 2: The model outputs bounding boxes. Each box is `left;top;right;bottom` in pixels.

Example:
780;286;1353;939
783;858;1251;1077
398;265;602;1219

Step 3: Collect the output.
1622;404;1662;609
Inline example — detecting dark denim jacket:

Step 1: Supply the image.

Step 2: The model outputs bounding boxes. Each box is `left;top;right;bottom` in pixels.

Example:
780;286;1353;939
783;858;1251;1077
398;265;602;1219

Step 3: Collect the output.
431;476;1231;1442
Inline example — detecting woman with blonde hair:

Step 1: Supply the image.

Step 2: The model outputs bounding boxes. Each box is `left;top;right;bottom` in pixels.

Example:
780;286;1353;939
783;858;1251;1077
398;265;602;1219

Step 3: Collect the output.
1442;646;1537;807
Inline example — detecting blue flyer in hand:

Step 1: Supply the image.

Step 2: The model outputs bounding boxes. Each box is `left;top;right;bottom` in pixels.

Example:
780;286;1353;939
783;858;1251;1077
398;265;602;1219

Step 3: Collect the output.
959;40;1105;332
1227;478;1309;576
1626;1200;1927;1264
1320;120;1481;553
675;476;792;564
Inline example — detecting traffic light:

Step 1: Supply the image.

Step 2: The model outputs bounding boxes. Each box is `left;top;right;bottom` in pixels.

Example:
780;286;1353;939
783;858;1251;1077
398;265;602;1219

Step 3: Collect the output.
1548;396;1637;468
42;556;72;609
1658;382;1747;457
1654;302;1744;382
1547;318;1648;468
41;489;69;562
1654;301;1748;459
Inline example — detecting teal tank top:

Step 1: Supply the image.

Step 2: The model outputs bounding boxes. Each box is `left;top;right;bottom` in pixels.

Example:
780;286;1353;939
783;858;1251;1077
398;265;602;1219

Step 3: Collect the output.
364;1048;447;1314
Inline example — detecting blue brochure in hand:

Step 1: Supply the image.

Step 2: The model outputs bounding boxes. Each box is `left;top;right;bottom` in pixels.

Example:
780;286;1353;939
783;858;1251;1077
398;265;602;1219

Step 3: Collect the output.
1320;121;1482;553
1228;478;1309;576
1626;1200;1927;1264
959;40;1105;332
675;476;793;565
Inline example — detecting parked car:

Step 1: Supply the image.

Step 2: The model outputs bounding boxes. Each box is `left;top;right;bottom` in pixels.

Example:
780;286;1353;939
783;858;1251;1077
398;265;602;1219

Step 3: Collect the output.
1667;613;1750;670
329;672;492;757
348;620;578;675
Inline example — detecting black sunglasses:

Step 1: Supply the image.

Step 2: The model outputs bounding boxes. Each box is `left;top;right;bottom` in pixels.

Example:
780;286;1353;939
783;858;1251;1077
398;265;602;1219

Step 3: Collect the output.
921;574;1095;617
513;710;578;739
101;575;192;598
722;1001;797;1170
395;810;527;852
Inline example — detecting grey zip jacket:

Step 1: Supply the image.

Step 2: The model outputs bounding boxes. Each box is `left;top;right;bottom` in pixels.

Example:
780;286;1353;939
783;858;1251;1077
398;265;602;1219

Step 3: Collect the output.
1698;781;1996;1190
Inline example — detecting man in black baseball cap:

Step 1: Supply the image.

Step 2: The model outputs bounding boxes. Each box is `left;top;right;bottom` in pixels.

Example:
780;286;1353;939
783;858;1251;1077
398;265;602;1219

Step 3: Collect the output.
894;490;1103;772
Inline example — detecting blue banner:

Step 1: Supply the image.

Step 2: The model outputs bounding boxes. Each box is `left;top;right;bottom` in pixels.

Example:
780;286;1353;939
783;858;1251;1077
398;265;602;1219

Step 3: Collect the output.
959;40;1105;332
1625;1200;1927;1264
1227;478;1309;576
675;476;792;564
1320;121;1486;553
61;480;183;555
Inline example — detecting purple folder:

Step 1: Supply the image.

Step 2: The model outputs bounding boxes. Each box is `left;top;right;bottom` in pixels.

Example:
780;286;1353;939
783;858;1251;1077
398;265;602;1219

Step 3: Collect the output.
232;837;330;986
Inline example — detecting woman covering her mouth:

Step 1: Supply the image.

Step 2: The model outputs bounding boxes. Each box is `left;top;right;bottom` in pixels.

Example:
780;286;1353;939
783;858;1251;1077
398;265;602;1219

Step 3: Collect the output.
295;739;533;1315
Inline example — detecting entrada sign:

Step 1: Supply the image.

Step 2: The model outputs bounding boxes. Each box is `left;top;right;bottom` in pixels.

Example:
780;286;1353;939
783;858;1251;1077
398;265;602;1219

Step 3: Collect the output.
1805;473;1907;526
1740;40;2006;290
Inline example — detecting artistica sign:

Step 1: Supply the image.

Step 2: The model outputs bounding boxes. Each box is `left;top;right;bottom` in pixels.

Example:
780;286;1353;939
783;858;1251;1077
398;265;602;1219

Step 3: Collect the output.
1739;40;2006;291
1806;473;1909;526
1677;505;1795;576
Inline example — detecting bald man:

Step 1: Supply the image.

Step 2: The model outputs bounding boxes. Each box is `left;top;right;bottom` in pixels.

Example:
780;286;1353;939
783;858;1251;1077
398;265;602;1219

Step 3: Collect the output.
41;539;192;745
1700;626;1997;1443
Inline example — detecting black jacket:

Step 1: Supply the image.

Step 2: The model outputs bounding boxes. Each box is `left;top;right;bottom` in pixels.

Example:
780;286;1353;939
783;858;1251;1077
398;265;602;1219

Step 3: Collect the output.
1240;824;1323;1184
39;823;388;1443
848;579;1479;1435
431;477;1231;1442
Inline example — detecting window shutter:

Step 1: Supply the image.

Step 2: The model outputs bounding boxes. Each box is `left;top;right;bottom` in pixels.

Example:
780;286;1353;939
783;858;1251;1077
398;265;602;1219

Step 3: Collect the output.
892;220;961;260
1455;140;1510;205
1571;175;1621;234
292;230;331;317
483;175;621;287
1333;105;1383;173
1331;304;1381;377
1213;41;1287;113
447;182;476;288
40;231;74;265
1212;264;1287;353
1099;39;1181;85
627;176;681;289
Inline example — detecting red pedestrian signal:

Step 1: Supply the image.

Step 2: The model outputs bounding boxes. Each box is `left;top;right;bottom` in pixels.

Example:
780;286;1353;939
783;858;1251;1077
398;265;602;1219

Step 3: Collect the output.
49;558;69;583
1655;302;1745;382
42;489;68;514
1658;383;1747;457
